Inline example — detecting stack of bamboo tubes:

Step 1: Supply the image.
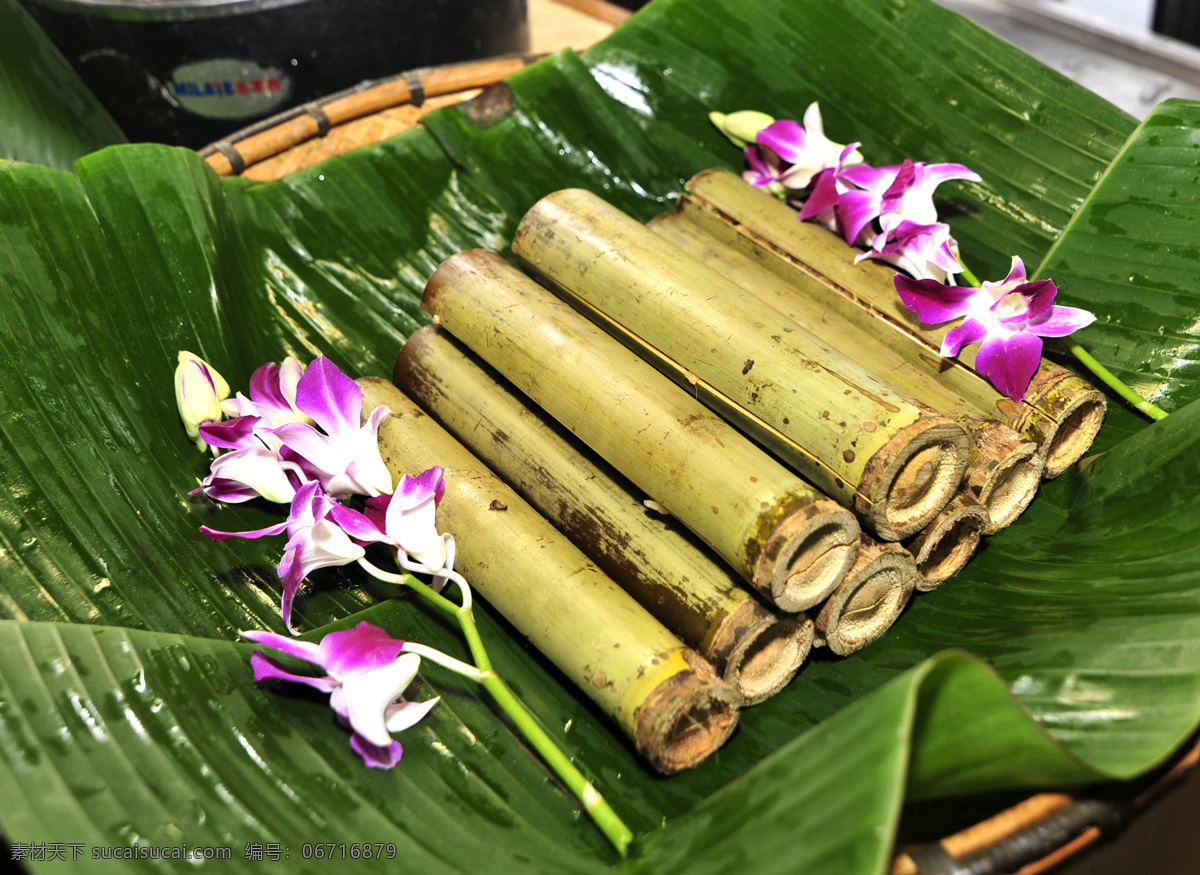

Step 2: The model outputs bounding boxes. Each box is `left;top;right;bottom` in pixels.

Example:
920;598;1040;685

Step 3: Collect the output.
373;172;1104;772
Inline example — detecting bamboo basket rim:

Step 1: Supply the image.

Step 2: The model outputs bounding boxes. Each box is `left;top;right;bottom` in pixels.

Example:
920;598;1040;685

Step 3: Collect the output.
194;32;1200;875
197;52;545;178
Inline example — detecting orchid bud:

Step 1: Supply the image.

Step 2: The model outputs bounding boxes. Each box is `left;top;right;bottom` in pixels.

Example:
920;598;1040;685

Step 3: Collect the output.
175;351;231;452
709;110;775;148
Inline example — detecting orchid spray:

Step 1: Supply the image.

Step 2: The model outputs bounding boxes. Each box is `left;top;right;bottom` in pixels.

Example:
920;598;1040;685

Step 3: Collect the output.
710;107;1168;419
175;351;633;855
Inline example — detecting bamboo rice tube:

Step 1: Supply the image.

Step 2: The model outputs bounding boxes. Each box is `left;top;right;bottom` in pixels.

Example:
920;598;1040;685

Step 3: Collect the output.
676;167;1105;479
513;188;970;540
422;249;860;612
904;494;989;590
358;376;740;774
814;536;918;656
648;212;1043;532
394;325;811;704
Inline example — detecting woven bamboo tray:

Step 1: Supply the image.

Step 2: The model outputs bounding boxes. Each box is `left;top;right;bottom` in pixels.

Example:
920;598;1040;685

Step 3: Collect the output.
196;2;1200;869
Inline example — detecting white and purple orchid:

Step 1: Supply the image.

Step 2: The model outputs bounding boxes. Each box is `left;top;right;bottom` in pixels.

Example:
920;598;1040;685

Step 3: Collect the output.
859;220;963;284
245;622;440;769
894;256;1096;402
271;357;393;499
714;103;863;198
202;479;378;630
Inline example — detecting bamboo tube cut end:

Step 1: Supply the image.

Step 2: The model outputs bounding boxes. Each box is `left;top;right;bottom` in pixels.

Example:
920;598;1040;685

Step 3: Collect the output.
709;598;812;706
633;649;741;775
1018;368;1106;479
814;537;918;656
906;495;990;590
964;422;1043;533
859;417;969;540
753;500;860;612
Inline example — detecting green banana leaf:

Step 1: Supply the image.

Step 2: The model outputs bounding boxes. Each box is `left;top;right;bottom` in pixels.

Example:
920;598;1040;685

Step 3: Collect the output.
0;0;126;170
2;0;1199;872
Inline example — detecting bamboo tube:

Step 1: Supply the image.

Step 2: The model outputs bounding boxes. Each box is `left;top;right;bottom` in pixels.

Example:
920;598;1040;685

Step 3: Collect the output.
422;249;860;612
813;536;918;656
394;325;812;704
904;494;989;590
512;188;970;540
358;377;739;773
647;212;1043;532
676;167;1105;479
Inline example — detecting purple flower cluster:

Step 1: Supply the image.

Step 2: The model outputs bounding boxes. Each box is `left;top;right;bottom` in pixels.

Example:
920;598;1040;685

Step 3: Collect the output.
245;622;438;769
711;106;1096;402
176;353;449;631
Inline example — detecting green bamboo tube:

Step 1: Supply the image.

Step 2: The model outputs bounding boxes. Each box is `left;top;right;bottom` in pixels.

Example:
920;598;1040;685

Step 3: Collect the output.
677;167;1105;479
421;249;860;613
647;212;1043;532
813;535;917;656
904;493;989;590
393;325;812;704
512;188;969;540
358;376;740;774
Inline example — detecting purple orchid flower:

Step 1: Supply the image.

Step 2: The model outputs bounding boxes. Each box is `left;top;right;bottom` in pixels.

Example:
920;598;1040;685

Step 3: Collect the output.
336;466;451;578
203;479;374;631
233;356;314;428
743;103;863;195
270;357;393;499
175;351;231;453
192;414;306;505
244;622;439;769
835;159;980;247
894;256;1096;402
859;220;963;284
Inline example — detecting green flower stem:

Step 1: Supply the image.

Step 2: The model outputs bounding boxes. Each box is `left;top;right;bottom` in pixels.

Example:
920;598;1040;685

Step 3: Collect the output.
358;559;635;857
958;265;1168;421
1065;343;1168;421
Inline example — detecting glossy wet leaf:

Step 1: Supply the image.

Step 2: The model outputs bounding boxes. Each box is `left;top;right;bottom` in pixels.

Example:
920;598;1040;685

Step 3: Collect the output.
0;0;126;170
1;0;1198;873
1036;99;1200;413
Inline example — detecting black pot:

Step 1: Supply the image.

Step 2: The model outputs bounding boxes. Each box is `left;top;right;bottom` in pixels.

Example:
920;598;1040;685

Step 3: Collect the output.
21;0;529;148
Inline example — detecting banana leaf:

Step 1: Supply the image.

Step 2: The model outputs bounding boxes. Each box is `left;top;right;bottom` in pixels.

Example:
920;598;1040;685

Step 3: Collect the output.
2;0;1199;872
0;0;126;170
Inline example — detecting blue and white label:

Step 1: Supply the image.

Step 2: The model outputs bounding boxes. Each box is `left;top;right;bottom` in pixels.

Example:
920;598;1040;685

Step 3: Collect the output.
168;58;292;119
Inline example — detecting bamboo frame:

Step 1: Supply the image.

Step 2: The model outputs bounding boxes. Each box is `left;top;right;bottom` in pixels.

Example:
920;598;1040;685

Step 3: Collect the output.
813;535;917;656
359;377;739;773
905;494;989;589
393;325;812;703
676;168;1105;479
513;188;970;540
647;211;1044;532
421;249;861;612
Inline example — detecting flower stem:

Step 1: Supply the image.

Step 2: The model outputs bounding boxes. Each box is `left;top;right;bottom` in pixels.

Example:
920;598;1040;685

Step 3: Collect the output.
357;557;635;856
958;263;1168;421
1065;342;1169;421
458;606;635;858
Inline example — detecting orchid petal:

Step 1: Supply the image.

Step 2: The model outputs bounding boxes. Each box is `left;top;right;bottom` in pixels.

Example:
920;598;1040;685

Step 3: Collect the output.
385;697;440;733
835;189;883;245
199;520;289;541
319;622;406;678
756;118;807;163
242;630;323;664
941;316;991;358
250;651;338;693
1011;279;1058;322
839;162;898;192
198;415;262;451
295;356;362;436
975;331;1043;402
1026;304;1097;337
340;653;422;747
203;446;297;504
894;275;984;325
350;733;404;769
